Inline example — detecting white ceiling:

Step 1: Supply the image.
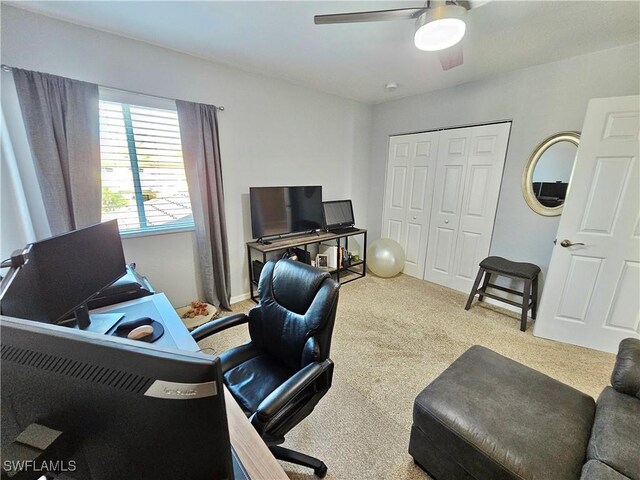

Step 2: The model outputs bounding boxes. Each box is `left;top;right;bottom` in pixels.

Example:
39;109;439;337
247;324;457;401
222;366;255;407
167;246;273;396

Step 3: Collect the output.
7;1;640;104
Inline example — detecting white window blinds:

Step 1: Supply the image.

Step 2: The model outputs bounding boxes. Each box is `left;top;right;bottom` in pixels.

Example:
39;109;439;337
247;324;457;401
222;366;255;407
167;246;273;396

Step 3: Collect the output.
99;97;194;235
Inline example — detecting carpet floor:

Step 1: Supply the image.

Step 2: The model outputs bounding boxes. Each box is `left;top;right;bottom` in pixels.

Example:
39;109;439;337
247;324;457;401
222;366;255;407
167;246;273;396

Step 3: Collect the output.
197;273;615;480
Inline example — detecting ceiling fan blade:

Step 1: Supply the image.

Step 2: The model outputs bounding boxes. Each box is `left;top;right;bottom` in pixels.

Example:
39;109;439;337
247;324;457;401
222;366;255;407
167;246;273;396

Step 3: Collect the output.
314;8;426;25
438;44;464;70
467;0;493;8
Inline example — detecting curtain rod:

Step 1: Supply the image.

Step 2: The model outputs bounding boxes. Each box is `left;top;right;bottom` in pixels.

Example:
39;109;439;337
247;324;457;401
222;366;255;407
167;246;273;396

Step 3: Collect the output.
1;64;225;112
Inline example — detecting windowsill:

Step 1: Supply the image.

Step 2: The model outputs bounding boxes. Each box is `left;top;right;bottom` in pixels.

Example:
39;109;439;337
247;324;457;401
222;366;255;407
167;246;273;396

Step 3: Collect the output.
119;225;195;239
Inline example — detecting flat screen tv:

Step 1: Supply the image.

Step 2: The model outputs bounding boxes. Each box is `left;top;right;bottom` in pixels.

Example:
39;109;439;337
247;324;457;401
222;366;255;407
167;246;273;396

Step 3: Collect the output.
250;186;324;240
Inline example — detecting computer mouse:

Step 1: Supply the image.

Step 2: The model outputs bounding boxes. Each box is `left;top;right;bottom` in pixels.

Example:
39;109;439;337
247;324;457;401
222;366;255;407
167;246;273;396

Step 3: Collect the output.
127;325;154;340
115;317;154;333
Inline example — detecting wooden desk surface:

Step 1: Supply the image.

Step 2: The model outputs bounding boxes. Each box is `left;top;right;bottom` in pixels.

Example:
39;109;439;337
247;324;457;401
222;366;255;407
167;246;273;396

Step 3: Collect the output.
225;387;289;480
92;294;288;480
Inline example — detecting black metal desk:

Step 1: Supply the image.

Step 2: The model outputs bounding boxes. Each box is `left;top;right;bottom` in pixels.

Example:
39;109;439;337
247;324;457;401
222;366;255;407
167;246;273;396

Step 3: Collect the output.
246;229;367;302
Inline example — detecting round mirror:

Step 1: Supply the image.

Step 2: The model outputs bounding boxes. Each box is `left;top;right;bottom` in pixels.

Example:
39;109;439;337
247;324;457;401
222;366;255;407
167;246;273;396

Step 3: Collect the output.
522;131;580;216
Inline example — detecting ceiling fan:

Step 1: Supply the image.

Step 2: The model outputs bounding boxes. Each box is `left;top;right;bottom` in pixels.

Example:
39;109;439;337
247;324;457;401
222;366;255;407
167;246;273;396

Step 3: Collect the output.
315;1;481;70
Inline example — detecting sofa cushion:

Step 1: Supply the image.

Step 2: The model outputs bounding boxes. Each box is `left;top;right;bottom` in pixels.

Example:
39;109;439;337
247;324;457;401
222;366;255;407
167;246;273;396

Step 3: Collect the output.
587;386;640;480
611;338;640;399
581;460;632;480
411;346;595;480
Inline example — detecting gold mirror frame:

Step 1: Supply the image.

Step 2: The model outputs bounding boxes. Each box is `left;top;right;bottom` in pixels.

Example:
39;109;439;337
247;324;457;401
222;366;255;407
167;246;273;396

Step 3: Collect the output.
522;131;580;217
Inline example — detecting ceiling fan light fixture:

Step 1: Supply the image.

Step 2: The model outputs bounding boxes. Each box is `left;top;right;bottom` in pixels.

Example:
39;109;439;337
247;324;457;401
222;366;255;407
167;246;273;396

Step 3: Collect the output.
414;5;466;52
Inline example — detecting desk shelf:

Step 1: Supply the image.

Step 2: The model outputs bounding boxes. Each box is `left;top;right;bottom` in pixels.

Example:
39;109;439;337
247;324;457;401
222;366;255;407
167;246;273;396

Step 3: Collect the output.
247;229;367;302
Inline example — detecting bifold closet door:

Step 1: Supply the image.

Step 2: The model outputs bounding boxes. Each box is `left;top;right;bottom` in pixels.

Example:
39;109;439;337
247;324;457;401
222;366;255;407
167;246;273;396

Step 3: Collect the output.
424;123;511;292
382;132;439;278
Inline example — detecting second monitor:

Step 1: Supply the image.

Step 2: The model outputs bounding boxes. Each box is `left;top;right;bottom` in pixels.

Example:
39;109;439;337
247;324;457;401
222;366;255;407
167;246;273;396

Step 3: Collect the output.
0;220;126;329
322;200;356;233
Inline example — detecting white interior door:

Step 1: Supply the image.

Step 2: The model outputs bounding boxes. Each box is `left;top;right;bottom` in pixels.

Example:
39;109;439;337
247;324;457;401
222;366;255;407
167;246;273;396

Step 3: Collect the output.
534;95;640;353
424;123;511;292
382;133;438;278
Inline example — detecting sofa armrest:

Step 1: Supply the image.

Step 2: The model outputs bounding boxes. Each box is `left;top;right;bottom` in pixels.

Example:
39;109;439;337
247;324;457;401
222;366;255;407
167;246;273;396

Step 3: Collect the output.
611;338;640;399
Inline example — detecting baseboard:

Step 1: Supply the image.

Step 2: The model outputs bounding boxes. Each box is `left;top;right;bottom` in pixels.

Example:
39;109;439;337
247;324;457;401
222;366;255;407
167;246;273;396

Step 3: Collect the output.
479;297;532;319
232;287;530;312
480;297;520;314
230;292;251;304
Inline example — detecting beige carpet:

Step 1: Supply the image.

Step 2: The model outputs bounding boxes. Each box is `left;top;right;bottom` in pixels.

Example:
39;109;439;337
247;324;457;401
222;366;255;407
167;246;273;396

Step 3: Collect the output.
198;273;615;480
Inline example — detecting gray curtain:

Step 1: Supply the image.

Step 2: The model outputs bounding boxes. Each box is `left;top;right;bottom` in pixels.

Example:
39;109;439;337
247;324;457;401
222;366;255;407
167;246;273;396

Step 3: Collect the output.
176;100;231;310
13;68;101;235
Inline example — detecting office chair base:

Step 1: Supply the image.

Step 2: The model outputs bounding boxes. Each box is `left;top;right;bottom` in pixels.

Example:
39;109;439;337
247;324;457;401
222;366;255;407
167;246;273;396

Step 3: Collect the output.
270;445;328;478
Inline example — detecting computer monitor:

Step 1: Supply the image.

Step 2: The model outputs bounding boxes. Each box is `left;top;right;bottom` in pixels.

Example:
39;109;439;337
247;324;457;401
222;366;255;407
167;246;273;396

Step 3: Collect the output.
0;316;235;480
532;182;542;197
0;220;126;328
539;182;559;198
322;200;355;230
556;182;569;200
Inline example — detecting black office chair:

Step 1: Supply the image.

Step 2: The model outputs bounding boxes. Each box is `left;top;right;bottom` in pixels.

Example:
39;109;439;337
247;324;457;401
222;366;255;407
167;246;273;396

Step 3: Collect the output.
191;258;340;477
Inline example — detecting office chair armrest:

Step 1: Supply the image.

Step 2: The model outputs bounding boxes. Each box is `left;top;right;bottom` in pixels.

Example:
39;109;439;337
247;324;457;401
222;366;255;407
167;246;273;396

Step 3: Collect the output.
190;313;249;342
254;359;332;423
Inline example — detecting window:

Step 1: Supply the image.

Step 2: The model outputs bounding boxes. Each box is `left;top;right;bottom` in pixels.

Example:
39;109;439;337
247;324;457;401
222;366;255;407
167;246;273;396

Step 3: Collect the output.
99;91;194;236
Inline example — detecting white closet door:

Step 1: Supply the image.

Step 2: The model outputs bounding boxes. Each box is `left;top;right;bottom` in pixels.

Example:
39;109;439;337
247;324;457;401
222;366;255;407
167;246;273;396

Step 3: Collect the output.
424;127;472;286
450;123;511;291
382;132;439;278
424;123;511;292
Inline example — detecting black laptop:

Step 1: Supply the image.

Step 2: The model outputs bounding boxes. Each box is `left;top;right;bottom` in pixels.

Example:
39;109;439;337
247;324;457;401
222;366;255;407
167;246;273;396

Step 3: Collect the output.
323;200;358;234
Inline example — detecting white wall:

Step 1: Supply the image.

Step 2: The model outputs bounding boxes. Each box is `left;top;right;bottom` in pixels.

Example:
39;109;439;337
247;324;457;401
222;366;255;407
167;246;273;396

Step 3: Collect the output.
1;106;36;261
368;43;640;288
119;231;201;306
0;6;373;306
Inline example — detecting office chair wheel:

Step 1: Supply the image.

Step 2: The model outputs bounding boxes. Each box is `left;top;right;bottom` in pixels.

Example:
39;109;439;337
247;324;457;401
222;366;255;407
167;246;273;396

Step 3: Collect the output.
314;463;328;478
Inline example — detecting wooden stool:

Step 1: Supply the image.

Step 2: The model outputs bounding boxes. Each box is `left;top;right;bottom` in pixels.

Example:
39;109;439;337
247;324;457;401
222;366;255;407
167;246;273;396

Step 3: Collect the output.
465;256;541;332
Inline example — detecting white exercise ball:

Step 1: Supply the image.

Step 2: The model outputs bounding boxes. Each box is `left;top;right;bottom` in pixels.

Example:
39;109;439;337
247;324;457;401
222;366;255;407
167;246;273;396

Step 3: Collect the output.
367;238;405;278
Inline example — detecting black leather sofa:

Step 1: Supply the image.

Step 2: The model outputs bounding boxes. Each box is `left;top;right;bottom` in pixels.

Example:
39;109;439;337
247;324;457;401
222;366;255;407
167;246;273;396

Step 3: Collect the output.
409;339;640;480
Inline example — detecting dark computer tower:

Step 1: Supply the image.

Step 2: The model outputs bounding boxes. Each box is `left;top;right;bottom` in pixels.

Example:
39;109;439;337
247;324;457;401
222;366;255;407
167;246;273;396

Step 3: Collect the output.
293;248;311;265
252;260;264;284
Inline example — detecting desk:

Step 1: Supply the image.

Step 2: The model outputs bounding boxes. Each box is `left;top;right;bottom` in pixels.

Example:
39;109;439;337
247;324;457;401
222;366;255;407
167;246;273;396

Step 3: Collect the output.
92;294;288;480
247;228;367;302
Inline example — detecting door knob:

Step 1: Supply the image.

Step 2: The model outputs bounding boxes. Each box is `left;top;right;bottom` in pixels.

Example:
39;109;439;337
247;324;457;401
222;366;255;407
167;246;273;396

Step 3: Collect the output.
413;216;417;220
445;220;449;224
560;239;585;248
